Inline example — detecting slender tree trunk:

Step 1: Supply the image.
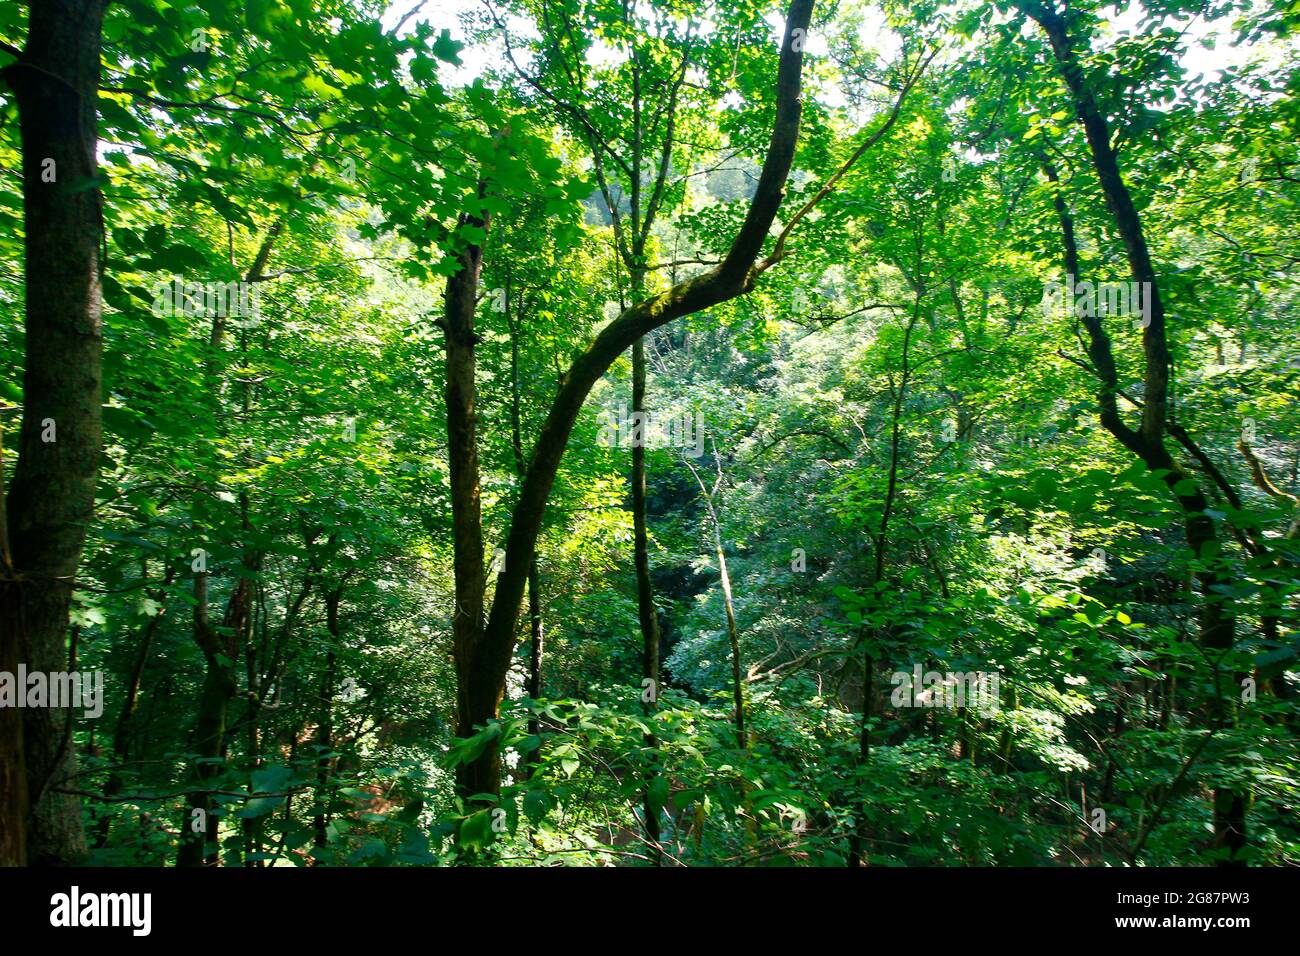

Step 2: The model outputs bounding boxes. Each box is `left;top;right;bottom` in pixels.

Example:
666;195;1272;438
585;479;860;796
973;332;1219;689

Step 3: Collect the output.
242;590;260;867
848;283;921;866
236;495;266;867
443;184;493;802
174;218;283;866
314;586;343;850
716;525;745;748
112;582;170;767
630;339;658;676
95;566;173;847
177;573;249;866
1027;7;1246;859
684;454;746;746
685;451;755;856
505;284;546;778
625;66;660;746
464;0;815;797
631;334;664;856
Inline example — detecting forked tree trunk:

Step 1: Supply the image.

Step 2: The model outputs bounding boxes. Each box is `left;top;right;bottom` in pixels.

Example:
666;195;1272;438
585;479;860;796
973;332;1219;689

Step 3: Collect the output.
177;573;249;867
176;224;283;867
452;0;815;800
1024;1;1246;860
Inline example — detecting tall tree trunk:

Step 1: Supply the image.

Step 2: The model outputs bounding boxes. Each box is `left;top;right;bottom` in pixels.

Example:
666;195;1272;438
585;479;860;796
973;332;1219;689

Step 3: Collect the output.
684;450;755;857
848;286;921;866
242;585;260;867
1025;4;1246;860
685;457;745;747
624;56;661;754
95;565;174;847
175;221;283;866
0;0;110;866
314;586;343;850
442;184;493;802
716;515;745;748
631;335;664;855
462;0;815;798
235;487;266;867
177;573;249;867
505;289;546;778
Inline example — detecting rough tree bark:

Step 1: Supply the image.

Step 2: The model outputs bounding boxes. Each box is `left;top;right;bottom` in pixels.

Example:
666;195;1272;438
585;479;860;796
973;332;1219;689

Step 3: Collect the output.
0;0;110;867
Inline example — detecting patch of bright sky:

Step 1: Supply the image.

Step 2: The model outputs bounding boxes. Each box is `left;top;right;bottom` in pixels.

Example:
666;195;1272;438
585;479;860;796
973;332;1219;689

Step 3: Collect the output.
866;0;1283;86
382;0;1287;99
384;0;824;88
1101;0;1286;81
382;0;525;84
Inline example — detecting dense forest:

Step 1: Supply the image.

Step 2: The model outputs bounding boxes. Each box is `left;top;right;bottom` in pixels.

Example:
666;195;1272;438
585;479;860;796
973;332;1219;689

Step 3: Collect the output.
0;0;1296;871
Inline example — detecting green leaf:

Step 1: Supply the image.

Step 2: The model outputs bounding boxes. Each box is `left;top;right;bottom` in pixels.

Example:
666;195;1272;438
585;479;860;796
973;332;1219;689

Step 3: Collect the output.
432;29;463;65
252;765;293;793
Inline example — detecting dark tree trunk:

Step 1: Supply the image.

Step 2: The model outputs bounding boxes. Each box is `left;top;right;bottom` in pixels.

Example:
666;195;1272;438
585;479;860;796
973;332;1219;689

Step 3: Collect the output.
505;284;547;778
0;0;110;867
95;565;173;848
442;186;493;802
631;335;660;686
458;0;816;800
177;574;248;867
631;334;663;855
1027;2;1245;862
523;564;543;759
314;586;343;849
